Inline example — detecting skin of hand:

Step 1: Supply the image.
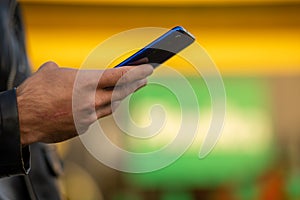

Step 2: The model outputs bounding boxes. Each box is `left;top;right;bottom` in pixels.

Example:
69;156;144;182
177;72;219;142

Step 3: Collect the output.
16;61;153;146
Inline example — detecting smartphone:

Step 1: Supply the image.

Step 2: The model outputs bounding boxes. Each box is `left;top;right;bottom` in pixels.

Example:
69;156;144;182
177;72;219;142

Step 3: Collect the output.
114;26;195;68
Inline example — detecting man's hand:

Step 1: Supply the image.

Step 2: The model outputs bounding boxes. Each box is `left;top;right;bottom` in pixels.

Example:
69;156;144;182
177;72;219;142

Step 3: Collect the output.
17;61;153;146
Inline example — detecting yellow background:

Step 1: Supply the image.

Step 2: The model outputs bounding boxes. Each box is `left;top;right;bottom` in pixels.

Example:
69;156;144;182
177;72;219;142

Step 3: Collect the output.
19;0;300;75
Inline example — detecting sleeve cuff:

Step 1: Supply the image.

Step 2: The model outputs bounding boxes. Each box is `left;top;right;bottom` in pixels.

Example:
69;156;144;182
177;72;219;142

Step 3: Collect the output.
0;88;30;177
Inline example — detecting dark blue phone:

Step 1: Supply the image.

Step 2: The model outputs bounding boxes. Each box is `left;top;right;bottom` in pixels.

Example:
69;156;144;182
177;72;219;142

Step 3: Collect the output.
114;26;195;68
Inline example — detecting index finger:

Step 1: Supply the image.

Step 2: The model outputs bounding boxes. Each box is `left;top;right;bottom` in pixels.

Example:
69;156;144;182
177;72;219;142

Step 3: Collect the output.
98;64;153;88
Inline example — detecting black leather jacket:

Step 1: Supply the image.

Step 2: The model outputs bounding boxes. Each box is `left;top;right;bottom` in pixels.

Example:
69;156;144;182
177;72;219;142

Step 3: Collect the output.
0;0;62;199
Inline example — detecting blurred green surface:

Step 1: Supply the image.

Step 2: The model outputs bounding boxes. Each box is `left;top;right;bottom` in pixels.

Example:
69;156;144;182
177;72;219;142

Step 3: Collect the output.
123;76;275;189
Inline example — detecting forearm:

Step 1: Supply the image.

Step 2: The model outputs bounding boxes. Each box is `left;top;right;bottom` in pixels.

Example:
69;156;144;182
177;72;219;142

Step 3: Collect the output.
0;88;30;177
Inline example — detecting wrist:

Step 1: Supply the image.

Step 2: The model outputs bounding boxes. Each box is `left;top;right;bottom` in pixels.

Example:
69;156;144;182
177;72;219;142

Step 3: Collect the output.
16;86;35;146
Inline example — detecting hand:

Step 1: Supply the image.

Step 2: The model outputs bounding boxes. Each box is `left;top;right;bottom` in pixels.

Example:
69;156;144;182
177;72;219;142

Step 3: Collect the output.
17;61;153;146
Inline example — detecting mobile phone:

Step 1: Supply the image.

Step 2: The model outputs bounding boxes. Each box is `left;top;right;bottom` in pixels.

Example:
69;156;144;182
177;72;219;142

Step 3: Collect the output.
114;26;195;68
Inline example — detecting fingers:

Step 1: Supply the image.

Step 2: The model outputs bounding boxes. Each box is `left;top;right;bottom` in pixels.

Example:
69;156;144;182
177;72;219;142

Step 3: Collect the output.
111;100;121;112
95;100;122;119
95;78;147;108
94;64;153;119
127;57;149;65
98;64;153;88
96;103;113;118
111;78;147;101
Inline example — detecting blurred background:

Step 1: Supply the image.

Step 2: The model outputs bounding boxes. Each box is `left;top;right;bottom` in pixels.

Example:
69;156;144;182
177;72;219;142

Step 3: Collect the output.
19;0;300;199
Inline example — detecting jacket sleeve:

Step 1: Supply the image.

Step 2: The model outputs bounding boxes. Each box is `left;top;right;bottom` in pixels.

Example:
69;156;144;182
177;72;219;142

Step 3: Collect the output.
0;88;30;177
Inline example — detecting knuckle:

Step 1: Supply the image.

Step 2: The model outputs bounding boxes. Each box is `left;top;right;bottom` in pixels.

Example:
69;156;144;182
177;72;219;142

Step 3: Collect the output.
94;98;105;108
45;61;58;69
95;96;109;108
122;86;131;96
38;61;59;72
96;107;112;118
86;113;97;125
88;98;96;109
120;73;129;83
119;67;133;82
45;61;57;66
102;107;113;117
94;95;101;108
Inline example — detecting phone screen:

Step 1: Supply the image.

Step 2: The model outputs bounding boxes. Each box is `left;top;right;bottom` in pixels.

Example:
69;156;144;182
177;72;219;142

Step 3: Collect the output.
115;26;195;68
